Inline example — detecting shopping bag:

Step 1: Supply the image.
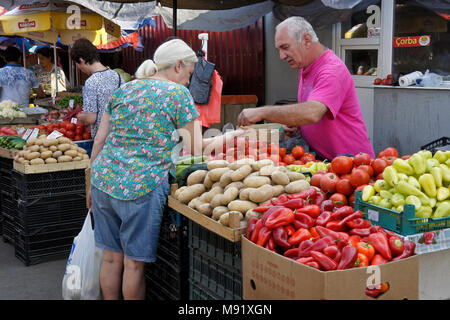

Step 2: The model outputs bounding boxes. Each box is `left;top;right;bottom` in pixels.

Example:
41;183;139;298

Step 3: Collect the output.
62;210;104;300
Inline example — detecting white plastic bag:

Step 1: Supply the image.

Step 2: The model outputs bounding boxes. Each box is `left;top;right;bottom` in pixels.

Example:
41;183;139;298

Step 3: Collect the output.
62;211;104;300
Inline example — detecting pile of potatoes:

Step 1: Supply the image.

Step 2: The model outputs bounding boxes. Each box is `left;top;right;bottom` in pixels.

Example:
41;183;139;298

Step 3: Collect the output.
14;135;89;165
174;158;310;228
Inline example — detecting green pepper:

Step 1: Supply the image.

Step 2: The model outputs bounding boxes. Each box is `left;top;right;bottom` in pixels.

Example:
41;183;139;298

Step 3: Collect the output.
397;181;430;206
419;173;437;198
374;179;389;192
408;176;421;190
437;187;450;201
415;206;432;219
393;159;415;175
397;173;409;182
395;205;404;213
431;167;443;188
440;164;450;182
380;190;393;200
405;195;422;210
383;166;399;187
429;197;437;208
362;185;375;202
446;158;450;167
418;150;432;160
426;159;440;172
408;153;426;175
391;193;405;207
433;150;448;164
368;195;382;206
379;198;392;209
433;201;450;219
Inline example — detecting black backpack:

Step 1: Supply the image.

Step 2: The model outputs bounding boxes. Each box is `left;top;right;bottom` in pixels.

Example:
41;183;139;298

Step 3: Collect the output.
188;50;215;105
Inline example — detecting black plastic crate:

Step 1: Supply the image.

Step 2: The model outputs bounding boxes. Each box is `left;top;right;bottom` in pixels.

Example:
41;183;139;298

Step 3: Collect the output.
189;247;242;300
421;136;450;153
189;280;222;300
12;169;86;200
0;156;13;174
145;262;188;300
2;212;15;245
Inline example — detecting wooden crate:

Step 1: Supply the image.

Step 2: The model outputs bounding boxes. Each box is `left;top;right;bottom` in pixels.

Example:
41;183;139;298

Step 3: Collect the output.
167;196;246;242
13;159;90;174
0;147;18;159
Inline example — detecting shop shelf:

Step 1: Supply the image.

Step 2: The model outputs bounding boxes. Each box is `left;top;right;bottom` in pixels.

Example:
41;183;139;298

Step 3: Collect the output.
354;190;450;235
189;280;222;300
421;136;450;153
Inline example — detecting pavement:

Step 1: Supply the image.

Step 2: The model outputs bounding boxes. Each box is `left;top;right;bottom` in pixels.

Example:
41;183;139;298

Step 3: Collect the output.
0;239;67;300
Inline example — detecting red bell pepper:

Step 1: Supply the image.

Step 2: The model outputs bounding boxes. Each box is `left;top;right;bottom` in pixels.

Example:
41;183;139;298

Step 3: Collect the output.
287;187;317;200
347;235;361;247
392;240;416;261
353;253;369;267
310;251;338;271
330;206;354;220
368;233;392;260
315;226;340;241
320;199;334;213
261;206;283;226
271;194;289;206
366;282;390;298
325;220;347;232
311;191;326;206
350;227;371;237
272;226;292;250
253;205;272;213
370;225;388;236
337;245;359;270
282;198;305;210
287;228;312;246
323;245;342;263
298;237;333;258
296;256;315;265
346;218;371;229
291;219;305;230
284;247;302;260
315;211;333;227
306;261;320;269
295;205;321;218
371;254;388;265
329;210;364;232
265;236;276;251
294;212;315;229
246;217;259;239
336;232;350;249
265;207;295;229
388;236;405;257
285;224;296;236
257;226;272;247
250;219;263;243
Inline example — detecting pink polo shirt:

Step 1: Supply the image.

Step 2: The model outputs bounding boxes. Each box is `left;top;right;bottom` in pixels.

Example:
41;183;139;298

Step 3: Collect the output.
298;49;374;160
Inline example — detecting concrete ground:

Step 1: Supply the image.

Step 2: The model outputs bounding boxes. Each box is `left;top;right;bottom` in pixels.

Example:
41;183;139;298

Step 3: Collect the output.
0;239;67;300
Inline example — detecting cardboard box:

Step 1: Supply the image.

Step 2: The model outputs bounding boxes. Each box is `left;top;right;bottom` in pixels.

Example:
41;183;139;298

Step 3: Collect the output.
242;236;419;300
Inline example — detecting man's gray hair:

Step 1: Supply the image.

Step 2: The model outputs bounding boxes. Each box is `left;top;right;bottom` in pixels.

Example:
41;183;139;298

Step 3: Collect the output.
276;16;319;43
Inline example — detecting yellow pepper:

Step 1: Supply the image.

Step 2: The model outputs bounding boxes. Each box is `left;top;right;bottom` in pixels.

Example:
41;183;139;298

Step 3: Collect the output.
446;158;450;167
418;174;437;198
437;187;450;201
429;197;437;208
395;205;404;213
374;179;389;192
368;195;382;206
433;201;450;219
380;190;393;200
393;159;415;175
407;176;421;190
440;164;450;182
431;167;443;188
362;185;375;202
418;150;432;160
426;159;440;172
379;198;392;209
397;181;430;206
397;173;409;182
408;153;426;175
415;206;432;219
405;195;422;210
383;166;398;187
433;150;448;164
391;193;405;207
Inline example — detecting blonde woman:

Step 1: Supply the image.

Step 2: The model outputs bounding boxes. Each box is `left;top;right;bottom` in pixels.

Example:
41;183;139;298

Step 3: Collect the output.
89;39;246;300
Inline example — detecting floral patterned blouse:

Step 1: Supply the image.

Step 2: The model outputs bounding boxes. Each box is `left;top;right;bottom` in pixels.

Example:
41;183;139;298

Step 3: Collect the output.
90;78;199;200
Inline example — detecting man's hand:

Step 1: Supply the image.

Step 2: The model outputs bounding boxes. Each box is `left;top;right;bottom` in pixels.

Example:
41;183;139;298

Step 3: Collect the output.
282;125;299;138
237;108;264;127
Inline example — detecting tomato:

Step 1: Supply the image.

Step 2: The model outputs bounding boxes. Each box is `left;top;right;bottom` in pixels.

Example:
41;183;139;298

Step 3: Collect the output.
61;121;71;130
293;160;304;165
401;155;411;160
74;135;82;141
65;130;75;139
58;128;67;136
300;152;315;163
386;74;393;79
340;173;351;180
320;173;340;194
283;154;296;165
329;193;348;208
310;173;325;188
349;169;370;188
336;179;354;196
38;124;46;131
330;156;353;175
382;156;397;166
378;147;398;158
371;158;388;176
267;143;279;156
375;173;384;181
279;147;287;158
82;132;91;140
291;146;305;160
67;123;76;131
353;153;371;167
373;78;382;85
75;127;84;136
358;165;374;177
348;193;356;207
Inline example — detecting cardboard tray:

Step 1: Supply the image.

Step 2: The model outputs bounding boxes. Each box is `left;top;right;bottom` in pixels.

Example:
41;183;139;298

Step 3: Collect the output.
0;147;19;159
167;195;246;242
13;159;90;174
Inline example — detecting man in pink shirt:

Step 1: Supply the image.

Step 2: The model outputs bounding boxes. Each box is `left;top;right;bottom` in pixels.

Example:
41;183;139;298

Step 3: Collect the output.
238;16;374;160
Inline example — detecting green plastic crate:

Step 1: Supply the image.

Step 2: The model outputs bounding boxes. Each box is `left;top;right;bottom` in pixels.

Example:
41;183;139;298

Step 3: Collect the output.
354;190;450;235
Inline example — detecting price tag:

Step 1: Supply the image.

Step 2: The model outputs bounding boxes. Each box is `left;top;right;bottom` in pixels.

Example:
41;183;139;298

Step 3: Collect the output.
27;128;39;142
69;99;74;109
22;128;32;140
47;130;63;140
17;127;26;135
71;117;78;124
368;209;379;222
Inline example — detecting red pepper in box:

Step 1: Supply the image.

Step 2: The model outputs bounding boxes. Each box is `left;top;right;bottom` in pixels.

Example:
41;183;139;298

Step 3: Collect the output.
285;224;296;236
265;207;295;229
353;253;369;267
346;218;371;229
306;261;320;270
388;236;405;257
315;211;333;227
272;226;292;250
282;198;305;210
311;251;338;271
370;225;396;238
294;212;315;229
257;226;272;247
298;237;334;258
330;206;354;220
250;219;263;243
246;217;259;239
371;254;389;265
284;247;302;260
323;245;341;263
287;187;317;200
295;204;321;218
350;227;371;237
325;220;347;232
309;227;320;241
368;233;392;260
366;282;390;298
271;194;289;206
253;205;271;213
392;240;416;261
311;191;326;206
296;256;315;265
336;232;350;249
337;245;359;270
288;228;312;246
261;206;283;226
315;226;340;241
320;199;334;213
347;235;361;247
265;236;276;252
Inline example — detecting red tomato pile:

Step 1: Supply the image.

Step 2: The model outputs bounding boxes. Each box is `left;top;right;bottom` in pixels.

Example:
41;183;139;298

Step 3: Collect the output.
246;186;416;273
34;121;92;141
279;145;317;166
310;147;409;208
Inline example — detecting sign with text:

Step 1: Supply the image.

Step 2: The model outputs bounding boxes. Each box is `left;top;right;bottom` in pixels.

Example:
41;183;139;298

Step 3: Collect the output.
393;35;431;48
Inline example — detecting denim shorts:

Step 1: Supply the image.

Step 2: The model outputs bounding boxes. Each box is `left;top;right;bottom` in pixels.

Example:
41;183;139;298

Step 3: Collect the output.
91;178;170;263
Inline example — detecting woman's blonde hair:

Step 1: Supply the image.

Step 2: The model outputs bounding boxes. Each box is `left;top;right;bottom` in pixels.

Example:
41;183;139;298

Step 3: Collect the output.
135;39;198;79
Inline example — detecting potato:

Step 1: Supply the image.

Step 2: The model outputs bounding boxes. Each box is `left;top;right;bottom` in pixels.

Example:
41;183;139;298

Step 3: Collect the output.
174;186;188;199
287;171;306;182
17;157;25;164
57;137;72;145
177;184;206;204
198;203;213;216
249;184;274;203
228;158;256;170
207;160;229;170
231;164;252;182
49;145;58;152
73;156;82;161
26;138;42;147
208;167;230;182
82;154;89;160
52;151;62;158
58;155;73;163
70;145;78;151
227;200;258;214
271;170;290;186
38;134;47;140
28;145;40;153
30;158;45;165
77;147;87;154
187;170;208;186
199;186;223;203
18;150;26;157
245;209;261;221
260;165;276;176
222;187;239;205
212;206;229;220
248;171;260;177
65;149;78;158
39;147;49;153
251;159;274;171
45;157;58;164
239;188;256;201
22;160;30;165
272;185;285;197
58;143;72;152
26;152;41;160
220;211;244;227
42;138;58;147
243;176;271;188
40;151;53;160
277;166;288;172
219;170;233;188
203;172;214;190
224;181;244;191
285;179;310;194
211;194;225;208
187;196;201;209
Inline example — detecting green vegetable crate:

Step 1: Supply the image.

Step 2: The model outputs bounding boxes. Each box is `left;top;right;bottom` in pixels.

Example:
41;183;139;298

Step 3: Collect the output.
354;190;450;236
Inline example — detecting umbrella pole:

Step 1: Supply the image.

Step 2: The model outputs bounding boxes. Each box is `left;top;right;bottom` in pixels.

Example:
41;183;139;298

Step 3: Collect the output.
52;26;58;97
22;39;26;68
173;0;177;36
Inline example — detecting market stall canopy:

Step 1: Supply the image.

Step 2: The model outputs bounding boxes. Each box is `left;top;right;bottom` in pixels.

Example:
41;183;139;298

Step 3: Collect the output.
0;1;121;46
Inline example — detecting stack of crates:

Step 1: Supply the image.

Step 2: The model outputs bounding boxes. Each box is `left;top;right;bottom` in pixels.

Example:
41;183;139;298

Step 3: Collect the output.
145;208;189;300
188;221;242;300
0;157;14;241
9;169;88;266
